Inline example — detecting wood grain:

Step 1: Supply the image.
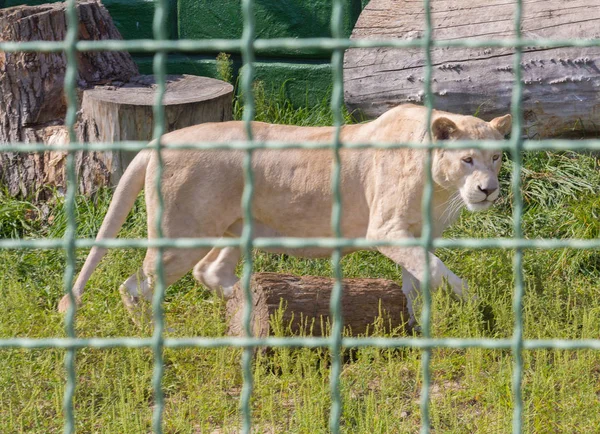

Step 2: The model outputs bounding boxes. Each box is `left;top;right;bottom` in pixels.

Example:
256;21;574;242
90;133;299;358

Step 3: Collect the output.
226;273;409;338
344;0;600;138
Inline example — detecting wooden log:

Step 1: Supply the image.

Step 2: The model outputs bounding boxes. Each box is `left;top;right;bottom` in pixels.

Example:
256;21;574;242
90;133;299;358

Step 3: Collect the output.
0;0;139;197
74;74;233;193
226;273;409;338
344;0;600;138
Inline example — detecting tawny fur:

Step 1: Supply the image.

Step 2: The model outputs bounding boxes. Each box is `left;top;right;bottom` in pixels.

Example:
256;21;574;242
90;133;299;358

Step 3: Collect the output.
58;104;511;325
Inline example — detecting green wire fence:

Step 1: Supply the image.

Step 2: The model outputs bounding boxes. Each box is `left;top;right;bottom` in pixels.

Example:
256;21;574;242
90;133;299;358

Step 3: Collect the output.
1;0;599;433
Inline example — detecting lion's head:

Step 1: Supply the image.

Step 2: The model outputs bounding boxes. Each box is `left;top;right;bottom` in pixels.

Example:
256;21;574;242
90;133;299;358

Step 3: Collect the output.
431;113;512;211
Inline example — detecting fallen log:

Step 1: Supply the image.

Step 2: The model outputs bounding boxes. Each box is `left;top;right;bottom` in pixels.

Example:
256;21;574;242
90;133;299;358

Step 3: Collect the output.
226;273;409;338
344;0;600;138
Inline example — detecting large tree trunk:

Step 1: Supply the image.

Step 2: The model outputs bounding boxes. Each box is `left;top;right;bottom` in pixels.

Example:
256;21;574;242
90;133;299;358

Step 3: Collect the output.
0;0;138;143
0;0;139;198
0;126;71;198
226;273;409;338
344;0;600;138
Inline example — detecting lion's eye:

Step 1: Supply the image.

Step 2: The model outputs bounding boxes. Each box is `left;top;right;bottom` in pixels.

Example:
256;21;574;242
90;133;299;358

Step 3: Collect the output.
492;154;500;162
462;157;473;164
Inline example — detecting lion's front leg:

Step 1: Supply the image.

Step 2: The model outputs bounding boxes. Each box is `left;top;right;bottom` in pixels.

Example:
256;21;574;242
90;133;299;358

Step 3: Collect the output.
400;265;469;328
400;267;420;328
193;247;241;298
369;229;468;325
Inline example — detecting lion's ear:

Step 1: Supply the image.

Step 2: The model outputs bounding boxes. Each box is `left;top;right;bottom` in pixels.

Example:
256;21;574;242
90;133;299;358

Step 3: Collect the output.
490;114;512;136
431;117;458;141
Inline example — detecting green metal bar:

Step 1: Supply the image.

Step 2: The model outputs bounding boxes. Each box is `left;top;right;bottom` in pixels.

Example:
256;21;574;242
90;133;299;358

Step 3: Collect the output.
240;0;256;431
420;0;434;431
328;0;345;430
151;0;169;431
421;1;434;432
2;237;600;251
3;37;600;53
5;138;600;153
3;337;600;351
511;0;525;432
61;0;79;432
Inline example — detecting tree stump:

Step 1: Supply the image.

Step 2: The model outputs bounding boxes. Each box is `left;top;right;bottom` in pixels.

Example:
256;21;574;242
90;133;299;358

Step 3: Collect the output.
226;273;409;338
344;0;600;138
0;0;138;197
74;74;233;192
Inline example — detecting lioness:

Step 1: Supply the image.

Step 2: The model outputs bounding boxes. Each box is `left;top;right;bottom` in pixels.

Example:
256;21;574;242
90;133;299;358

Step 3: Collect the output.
58;104;511;325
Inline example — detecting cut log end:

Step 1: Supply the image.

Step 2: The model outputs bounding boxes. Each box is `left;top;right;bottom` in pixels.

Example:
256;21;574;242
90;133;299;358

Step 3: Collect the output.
226;273;409;338
0;72;233;197
76;74;233;192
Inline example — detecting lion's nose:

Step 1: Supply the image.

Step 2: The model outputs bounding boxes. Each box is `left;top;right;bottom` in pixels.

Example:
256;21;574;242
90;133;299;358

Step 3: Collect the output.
477;185;498;196
478;185;497;197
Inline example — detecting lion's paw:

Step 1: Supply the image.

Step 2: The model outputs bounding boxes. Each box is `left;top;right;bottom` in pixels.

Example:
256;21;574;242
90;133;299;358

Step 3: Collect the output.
57;294;80;313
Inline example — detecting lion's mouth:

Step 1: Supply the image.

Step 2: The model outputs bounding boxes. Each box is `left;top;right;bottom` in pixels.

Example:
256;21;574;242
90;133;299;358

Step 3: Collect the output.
465;199;495;212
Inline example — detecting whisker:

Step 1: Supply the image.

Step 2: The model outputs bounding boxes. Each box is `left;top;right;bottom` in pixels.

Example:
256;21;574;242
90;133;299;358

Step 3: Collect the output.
435;193;455;211
444;193;464;225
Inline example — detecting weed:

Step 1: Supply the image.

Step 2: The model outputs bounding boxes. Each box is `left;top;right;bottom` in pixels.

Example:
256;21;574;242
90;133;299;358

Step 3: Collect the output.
216;52;234;84
234;79;354;126
0;188;41;239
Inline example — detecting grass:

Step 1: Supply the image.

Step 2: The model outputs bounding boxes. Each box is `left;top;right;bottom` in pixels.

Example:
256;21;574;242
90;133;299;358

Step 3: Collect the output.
1;95;600;433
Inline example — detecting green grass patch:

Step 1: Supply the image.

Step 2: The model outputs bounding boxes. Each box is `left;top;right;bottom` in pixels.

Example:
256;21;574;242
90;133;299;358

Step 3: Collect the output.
1;98;600;432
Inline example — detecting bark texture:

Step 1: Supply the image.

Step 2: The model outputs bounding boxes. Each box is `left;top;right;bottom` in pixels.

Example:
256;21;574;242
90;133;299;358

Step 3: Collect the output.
344;0;600;138
226;273;409;338
0;0;138;197
0;2;234;197
0;0;138;143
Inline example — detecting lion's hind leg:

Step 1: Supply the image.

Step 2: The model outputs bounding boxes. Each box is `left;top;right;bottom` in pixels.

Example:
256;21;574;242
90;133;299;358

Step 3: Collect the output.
118;268;153;327
193;246;241;298
120;247;212;327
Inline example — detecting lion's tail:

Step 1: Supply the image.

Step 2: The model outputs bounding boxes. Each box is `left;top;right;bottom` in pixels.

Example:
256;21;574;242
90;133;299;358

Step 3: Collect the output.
58;149;151;313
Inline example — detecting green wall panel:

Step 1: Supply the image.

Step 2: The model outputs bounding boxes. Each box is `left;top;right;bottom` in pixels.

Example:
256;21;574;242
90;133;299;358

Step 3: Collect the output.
178;0;363;58
1;0;176;40
135;55;332;108
240;61;332;107
135;55;223;78
1;0;362;107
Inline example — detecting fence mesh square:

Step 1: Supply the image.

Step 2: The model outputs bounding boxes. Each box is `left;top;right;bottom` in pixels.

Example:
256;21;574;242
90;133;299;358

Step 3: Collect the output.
0;0;599;433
